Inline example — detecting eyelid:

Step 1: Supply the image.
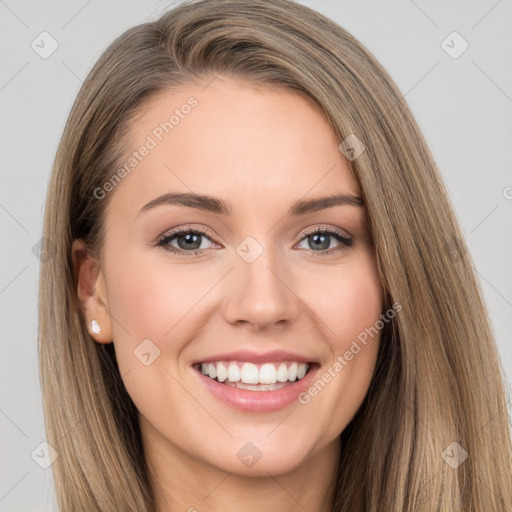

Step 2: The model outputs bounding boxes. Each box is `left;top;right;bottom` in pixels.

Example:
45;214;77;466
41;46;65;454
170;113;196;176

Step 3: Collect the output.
156;224;219;245
157;223;351;243
300;224;352;240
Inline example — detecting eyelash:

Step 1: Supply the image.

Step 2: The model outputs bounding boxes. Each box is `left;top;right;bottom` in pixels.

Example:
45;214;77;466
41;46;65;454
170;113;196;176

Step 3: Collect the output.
155;225;354;258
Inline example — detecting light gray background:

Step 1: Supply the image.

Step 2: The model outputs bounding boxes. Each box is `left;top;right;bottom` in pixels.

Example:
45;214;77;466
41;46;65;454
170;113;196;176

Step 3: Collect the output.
1;0;511;510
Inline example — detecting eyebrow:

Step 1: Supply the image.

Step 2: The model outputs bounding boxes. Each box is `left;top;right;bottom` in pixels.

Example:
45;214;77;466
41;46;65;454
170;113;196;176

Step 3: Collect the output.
138;192;364;217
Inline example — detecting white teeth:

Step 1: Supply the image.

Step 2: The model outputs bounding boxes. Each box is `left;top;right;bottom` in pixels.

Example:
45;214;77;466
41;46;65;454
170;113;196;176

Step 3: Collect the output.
240;362;259;384
276;363;288;382
259;363;277;384
288;362;298;381
216;362;228;382
224;381;290;391
200;361;310;385
227;364;241;382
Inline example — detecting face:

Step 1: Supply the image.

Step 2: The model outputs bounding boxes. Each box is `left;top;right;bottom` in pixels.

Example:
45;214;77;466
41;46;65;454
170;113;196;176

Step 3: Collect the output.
74;76;384;480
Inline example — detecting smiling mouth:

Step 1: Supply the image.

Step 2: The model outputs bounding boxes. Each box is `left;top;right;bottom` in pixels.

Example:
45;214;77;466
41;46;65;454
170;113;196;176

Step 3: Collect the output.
192;360;316;391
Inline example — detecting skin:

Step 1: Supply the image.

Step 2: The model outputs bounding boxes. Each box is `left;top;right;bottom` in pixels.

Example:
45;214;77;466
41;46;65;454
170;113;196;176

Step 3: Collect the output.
73;76;384;512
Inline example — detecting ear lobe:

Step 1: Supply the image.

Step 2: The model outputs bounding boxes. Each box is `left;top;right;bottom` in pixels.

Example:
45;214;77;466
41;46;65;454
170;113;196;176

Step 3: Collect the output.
71;239;113;344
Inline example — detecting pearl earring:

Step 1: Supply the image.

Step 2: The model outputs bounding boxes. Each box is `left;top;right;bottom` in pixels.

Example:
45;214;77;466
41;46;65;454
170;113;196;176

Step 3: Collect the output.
91;320;102;335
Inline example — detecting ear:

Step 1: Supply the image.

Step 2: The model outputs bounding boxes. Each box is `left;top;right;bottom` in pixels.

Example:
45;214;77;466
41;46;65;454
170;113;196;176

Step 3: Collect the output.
71;239;113;344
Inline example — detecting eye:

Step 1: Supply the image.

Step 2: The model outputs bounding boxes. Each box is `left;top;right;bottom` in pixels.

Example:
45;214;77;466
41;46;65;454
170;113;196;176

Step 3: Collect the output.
155;225;354;257
156;227;218;255
295;226;353;257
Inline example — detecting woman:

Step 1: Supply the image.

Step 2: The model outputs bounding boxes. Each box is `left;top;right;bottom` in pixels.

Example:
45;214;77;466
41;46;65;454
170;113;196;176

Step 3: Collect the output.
38;0;512;510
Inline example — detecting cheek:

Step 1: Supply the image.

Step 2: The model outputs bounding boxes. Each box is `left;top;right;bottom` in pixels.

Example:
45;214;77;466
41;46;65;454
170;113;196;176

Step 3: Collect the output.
104;247;207;340
307;255;384;352
296;255;383;417
102;246;225;398
302;256;384;427
102;249;200;420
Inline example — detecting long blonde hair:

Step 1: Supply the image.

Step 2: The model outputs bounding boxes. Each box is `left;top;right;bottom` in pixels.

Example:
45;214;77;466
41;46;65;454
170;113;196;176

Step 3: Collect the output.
38;0;512;510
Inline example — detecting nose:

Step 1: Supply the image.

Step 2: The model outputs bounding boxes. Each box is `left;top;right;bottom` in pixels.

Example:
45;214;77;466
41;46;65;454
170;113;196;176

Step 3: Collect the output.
222;242;301;331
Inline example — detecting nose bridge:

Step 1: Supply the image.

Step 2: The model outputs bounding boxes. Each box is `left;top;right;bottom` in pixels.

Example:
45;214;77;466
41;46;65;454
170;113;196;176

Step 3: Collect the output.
237;235;282;289
222;234;300;328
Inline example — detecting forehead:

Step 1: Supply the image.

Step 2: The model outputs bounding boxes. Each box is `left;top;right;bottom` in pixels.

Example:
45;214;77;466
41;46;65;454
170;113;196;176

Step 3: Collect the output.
105;76;361;219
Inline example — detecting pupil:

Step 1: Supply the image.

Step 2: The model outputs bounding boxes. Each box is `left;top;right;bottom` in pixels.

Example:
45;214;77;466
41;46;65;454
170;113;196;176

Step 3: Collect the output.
311;233;329;250
179;233;201;250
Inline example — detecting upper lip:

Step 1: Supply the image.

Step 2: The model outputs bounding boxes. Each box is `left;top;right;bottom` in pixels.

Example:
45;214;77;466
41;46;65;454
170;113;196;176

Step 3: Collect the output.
192;350;316;365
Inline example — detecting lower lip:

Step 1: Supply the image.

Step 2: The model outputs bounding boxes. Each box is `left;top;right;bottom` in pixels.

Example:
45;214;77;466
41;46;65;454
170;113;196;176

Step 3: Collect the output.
193;364;319;413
